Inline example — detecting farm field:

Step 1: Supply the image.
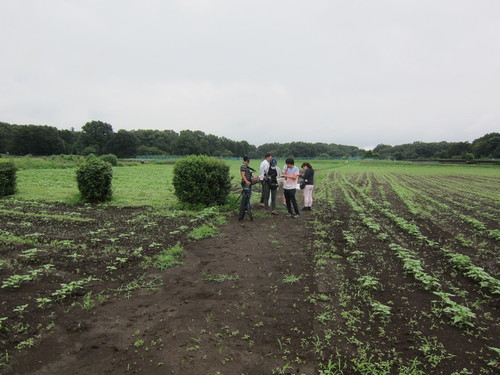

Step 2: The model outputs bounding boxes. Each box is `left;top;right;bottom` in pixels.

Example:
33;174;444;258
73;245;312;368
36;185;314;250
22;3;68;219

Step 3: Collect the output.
0;160;498;374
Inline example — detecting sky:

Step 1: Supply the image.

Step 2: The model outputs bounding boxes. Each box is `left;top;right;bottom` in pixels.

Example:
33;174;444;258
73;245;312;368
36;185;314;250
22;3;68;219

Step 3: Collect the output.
1;0;499;150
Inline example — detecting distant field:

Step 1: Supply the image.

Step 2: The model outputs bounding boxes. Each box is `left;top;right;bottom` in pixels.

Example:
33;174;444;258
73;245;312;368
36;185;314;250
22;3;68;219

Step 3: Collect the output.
7;158;498;207
11;158;350;207
10;158;499;207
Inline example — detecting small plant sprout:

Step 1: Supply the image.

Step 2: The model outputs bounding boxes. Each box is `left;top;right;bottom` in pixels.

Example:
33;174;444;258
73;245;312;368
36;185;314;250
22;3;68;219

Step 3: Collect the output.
282;274;303;284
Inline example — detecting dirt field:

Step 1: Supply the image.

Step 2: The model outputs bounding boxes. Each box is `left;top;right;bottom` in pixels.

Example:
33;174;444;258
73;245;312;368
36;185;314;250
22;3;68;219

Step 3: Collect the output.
1;169;499;374
1;197;318;374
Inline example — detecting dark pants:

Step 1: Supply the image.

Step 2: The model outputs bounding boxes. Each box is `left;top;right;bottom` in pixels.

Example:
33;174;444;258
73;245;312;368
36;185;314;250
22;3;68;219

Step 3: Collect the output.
284;188;299;215
261;180;271;209
270;188;277;210
239;184;252;220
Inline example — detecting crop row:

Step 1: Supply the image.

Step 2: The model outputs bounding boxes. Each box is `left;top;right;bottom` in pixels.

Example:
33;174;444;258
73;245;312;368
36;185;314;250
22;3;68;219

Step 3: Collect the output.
307;170;499;373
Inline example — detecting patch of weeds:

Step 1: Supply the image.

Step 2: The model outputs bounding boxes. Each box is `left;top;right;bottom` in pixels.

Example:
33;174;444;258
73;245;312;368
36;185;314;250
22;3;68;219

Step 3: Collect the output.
80;292;96;310
318;358;347;375
0;258;14;269
415;336;455;368
35;297;52;309
116;274;163;298
203;272;239;283
357;275;383;294
272;362;293;374
0;350;10;371
316;311;335;325
187;224;218;240
282;274;303;284
370;301;392;323
143;242;184;270
15;337;35;350
52;277;97;300
19;248;46;261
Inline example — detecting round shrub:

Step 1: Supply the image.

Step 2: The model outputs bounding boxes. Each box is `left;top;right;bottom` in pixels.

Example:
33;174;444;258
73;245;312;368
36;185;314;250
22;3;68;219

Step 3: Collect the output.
76;159;113;203
0;160;17;197
99;154;118;166
173;155;232;207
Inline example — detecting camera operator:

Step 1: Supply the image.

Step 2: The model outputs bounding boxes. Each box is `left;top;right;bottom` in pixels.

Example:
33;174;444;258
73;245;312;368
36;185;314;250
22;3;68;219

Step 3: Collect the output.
239;156;258;221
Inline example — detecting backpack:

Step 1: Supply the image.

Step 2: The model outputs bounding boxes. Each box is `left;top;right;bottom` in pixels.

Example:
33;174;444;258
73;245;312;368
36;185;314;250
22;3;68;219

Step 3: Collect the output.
268;167;279;190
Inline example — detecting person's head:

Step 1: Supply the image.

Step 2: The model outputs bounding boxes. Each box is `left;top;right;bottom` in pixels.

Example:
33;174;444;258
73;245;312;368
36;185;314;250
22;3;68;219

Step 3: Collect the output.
270;158;278;167
243;155;250;164
285;157;295;167
301;162;312;170
264;153;271;161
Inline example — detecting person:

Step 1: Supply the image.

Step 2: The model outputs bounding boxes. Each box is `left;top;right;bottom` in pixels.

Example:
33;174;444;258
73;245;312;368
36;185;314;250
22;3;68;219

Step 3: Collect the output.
299;162;314;210
282;158;300;218
266;158;281;215
259;153;272;208
280;161;287;206
238;156;257;221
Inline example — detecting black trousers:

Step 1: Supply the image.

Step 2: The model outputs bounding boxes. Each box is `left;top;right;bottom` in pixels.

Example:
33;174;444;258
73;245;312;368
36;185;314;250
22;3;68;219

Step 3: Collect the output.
239;185;252;220
284;188;299;215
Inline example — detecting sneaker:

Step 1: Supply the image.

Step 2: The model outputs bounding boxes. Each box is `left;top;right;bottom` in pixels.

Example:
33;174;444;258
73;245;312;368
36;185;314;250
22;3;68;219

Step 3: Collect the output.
286;213;293;218
293;214;300;218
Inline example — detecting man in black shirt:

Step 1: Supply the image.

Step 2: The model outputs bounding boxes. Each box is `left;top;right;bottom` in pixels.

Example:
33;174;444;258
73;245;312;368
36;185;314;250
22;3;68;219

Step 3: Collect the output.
239;156;256;221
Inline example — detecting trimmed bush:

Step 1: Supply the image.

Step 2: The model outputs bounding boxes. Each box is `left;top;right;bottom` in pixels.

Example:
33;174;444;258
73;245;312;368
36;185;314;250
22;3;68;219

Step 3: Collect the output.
173;155;231;207
0;161;17;197
76;159;113;203
99;154;118;166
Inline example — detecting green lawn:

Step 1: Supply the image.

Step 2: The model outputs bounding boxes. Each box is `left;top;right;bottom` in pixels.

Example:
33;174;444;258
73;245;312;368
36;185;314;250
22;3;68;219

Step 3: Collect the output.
7;158;499;208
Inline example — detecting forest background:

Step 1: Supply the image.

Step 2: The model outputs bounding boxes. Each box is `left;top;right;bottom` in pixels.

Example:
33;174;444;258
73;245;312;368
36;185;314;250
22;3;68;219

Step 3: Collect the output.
0;120;498;161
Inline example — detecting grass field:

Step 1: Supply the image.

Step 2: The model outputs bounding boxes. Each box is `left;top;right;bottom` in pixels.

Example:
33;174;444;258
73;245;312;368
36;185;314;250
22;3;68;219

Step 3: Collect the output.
10;158;499;207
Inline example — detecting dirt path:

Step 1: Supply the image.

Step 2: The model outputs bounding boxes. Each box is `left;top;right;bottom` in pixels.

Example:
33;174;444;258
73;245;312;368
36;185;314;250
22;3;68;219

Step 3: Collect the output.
8;209;317;374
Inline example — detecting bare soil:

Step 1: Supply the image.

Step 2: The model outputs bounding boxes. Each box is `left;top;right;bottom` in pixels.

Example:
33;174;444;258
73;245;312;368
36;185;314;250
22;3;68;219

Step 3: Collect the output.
1;199;318;374
1;183;499;374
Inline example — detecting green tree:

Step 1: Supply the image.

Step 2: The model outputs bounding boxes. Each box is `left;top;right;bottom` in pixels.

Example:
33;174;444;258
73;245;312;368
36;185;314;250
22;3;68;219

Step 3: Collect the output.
472;133;500;158
108;130;139;158
10;125;65;155
79;121;113;155
58;128;79;154
0;122;15;154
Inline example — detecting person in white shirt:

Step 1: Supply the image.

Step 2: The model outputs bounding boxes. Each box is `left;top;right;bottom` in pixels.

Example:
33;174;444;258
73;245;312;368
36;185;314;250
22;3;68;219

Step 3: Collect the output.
282;157;300;218
259;153;272;208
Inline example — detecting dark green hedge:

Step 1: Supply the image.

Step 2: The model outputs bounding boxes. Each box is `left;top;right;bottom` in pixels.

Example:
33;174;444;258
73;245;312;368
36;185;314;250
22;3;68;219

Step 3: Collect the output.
173;155;231;206
0;161;17;197
99;154;118;166
76;159;113;203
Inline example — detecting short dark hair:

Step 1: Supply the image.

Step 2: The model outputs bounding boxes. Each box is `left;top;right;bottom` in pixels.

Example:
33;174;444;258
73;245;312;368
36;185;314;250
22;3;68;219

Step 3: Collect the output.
243;155;250;162
265;153;271;158
285;158;294;165
301;162;312;169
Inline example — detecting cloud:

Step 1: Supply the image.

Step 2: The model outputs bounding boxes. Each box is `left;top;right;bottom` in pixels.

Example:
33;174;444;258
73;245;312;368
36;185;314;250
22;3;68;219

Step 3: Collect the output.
1;0;499;147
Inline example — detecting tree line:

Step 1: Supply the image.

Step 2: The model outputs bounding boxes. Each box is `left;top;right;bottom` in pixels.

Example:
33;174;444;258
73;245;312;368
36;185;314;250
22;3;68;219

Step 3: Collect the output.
0;120;498;160
369;133;500;160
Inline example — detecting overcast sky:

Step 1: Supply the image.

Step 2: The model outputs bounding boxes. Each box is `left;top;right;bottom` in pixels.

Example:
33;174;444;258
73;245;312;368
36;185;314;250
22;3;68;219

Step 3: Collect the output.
1;0;499;149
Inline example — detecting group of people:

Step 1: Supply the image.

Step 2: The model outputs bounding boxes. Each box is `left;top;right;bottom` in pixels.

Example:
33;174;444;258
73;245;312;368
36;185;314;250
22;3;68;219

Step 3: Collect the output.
238;153;314;221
